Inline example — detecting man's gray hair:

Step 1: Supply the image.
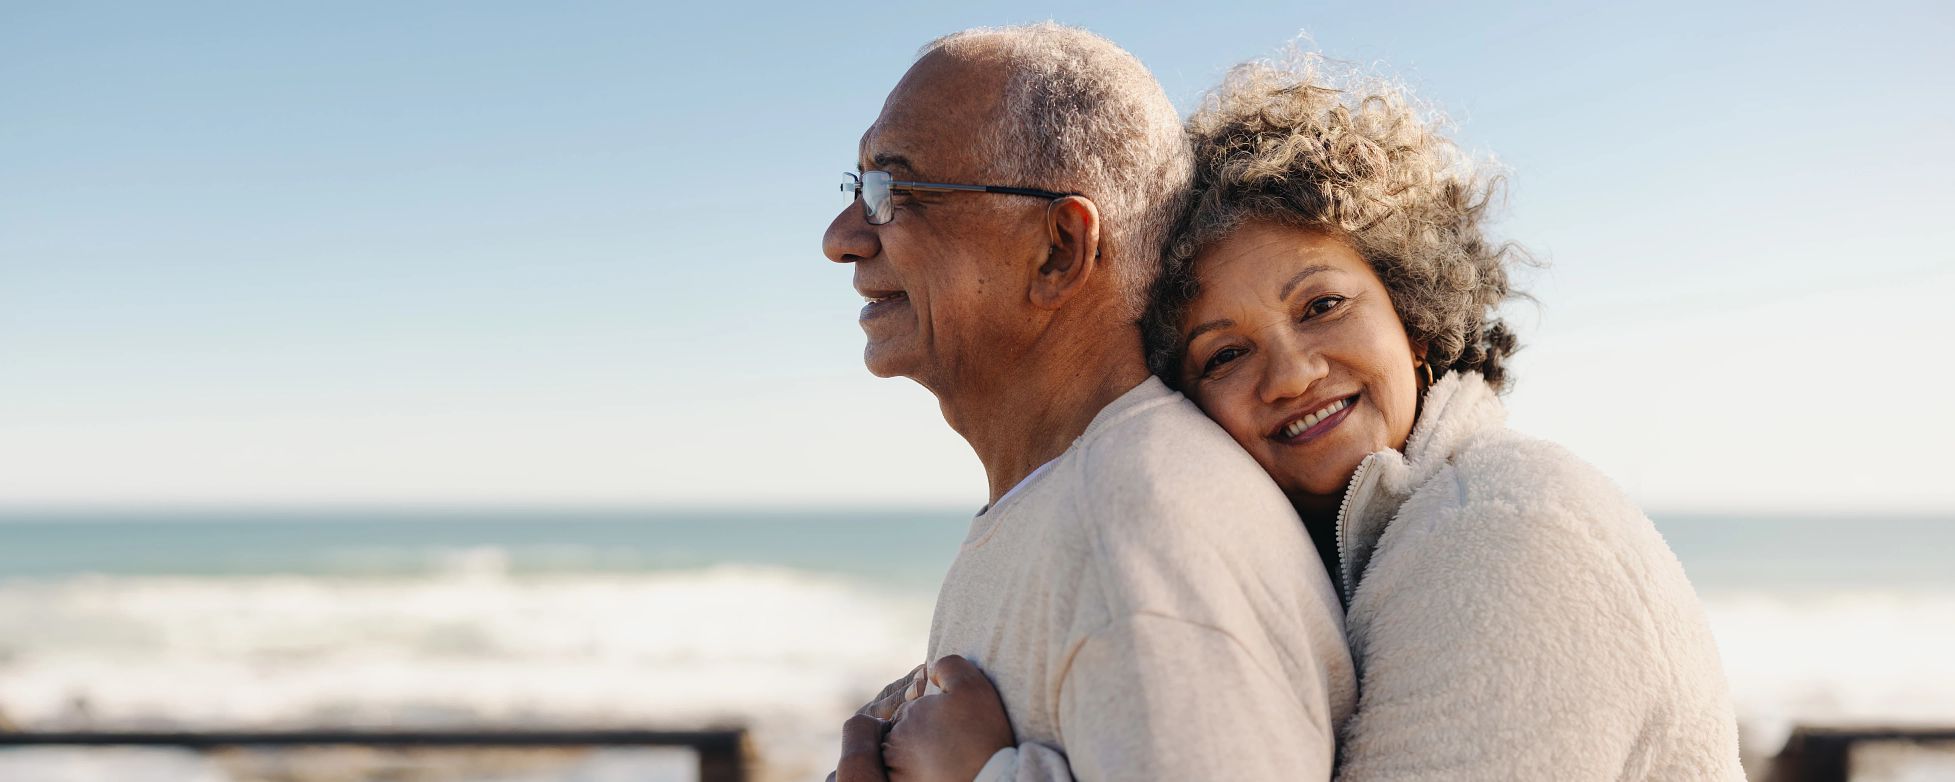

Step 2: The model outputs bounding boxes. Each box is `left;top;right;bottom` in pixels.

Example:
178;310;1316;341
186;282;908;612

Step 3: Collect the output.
921;23;1192;321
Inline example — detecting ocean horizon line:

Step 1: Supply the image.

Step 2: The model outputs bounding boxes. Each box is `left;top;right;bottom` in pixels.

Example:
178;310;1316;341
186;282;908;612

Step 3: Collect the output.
0;503;1948;523
0;504;979;522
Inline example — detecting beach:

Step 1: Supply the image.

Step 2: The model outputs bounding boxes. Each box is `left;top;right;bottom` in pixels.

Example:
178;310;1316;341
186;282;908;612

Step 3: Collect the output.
1;510;1951;780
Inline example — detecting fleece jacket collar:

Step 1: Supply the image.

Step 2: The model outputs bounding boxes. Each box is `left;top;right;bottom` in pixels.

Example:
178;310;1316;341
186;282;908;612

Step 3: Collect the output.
1337;371;1508;601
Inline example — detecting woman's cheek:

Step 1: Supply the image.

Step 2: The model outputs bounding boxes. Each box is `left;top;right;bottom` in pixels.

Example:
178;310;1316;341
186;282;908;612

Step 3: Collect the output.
1223;390;1262;452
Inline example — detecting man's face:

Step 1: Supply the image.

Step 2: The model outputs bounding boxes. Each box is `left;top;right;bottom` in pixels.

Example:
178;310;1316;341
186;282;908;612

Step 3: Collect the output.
821;52;1051;391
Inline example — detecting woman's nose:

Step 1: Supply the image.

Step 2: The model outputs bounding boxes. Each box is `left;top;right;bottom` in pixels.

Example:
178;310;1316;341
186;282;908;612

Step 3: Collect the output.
1258;340;1327;407
822;203;879;265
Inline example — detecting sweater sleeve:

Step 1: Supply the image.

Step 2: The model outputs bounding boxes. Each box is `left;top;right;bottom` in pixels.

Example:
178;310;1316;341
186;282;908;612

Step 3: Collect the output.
989;613;1336;782
1334;495;1672;781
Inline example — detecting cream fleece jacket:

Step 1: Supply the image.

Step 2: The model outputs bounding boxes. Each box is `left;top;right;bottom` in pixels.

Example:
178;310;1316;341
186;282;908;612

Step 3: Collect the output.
1332;371;1744;780
930;376;1358;782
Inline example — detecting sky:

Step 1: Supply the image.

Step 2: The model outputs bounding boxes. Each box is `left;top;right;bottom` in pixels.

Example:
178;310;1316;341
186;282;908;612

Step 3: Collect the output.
1;1;1951;514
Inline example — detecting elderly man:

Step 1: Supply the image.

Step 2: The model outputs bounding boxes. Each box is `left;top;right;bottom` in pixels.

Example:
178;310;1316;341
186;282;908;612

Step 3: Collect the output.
821;24;1355;782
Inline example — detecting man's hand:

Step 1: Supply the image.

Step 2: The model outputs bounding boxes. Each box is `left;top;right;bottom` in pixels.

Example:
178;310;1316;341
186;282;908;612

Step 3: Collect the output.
828;665;926;782
828;712;892;782
882;655;1016;782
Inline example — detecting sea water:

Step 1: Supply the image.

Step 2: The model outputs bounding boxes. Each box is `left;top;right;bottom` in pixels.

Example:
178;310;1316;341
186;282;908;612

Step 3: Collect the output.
0;510;1950;781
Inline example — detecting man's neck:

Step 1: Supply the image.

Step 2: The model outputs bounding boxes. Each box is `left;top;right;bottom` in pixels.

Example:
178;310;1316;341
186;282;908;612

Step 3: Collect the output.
939;326;1152;506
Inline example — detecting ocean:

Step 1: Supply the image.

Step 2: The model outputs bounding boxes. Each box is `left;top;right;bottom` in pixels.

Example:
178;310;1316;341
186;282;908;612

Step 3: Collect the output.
1;510;1951;781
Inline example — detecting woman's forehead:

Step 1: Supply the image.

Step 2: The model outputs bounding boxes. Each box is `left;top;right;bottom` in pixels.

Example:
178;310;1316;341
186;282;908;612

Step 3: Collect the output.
1194;225;1364;300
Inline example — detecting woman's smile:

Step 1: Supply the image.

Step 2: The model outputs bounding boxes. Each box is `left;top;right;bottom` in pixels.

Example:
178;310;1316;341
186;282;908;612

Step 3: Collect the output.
1270;393;1359;445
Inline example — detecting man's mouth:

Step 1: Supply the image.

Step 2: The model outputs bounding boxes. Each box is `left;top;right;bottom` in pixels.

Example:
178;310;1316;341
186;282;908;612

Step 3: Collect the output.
859;290;909;321
1271;394;1358;443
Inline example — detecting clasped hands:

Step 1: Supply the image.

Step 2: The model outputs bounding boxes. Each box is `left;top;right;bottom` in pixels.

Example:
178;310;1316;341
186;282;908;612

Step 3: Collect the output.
829;655;1016;782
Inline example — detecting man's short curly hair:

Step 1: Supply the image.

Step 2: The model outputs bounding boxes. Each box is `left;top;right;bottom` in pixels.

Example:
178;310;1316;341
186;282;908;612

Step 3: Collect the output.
1143;55;1531;392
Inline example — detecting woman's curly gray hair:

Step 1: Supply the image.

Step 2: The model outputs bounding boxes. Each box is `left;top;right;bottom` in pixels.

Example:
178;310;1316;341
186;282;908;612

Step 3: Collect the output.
1143;55;1531;391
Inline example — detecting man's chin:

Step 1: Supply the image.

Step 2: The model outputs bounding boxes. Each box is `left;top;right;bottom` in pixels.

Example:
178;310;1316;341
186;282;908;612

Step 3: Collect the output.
862;342;916;379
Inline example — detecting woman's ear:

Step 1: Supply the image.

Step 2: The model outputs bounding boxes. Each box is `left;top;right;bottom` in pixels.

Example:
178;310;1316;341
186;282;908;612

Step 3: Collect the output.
1030;196;1101;310
1411;341;1435;389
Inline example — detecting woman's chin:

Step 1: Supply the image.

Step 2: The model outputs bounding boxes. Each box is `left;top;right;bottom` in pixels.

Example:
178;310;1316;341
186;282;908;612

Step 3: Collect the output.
1273;451;1369;511
1278;468;1357;511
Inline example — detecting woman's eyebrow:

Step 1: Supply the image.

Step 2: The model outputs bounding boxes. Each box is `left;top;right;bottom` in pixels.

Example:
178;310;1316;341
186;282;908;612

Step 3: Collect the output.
1278;264;1337;301
1183;319;1237;350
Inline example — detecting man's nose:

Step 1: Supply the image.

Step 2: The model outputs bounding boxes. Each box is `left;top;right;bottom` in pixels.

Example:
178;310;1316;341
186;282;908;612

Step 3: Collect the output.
1258;339;1328;407
822;203;879;265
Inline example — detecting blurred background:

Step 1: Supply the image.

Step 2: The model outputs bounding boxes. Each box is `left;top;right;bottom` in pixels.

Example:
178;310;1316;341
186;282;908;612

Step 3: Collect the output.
2;1;1951;780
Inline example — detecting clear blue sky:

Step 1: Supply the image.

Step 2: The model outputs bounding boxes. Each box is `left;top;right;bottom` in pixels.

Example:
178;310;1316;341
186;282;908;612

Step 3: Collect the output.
2;1;1950;512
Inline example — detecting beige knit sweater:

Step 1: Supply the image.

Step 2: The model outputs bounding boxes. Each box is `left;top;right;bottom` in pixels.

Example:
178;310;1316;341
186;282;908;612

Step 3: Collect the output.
926;377;1357;781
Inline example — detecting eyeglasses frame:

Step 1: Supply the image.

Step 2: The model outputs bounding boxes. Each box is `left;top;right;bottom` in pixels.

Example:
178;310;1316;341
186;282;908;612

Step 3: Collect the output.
840;170;1079;225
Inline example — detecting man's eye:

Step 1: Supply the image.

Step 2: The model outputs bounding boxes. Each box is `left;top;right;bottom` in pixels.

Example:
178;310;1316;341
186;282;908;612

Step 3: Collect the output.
1303;295;1346;319
1202;346;1246;375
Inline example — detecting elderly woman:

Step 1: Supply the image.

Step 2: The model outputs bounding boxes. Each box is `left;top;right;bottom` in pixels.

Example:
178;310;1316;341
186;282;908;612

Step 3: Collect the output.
1133;59;1745;779
874;58;1747;781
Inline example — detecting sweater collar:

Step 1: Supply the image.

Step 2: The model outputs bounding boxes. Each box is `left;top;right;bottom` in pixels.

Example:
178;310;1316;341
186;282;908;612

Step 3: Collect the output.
966;376;1167;540
1399;369;1508;477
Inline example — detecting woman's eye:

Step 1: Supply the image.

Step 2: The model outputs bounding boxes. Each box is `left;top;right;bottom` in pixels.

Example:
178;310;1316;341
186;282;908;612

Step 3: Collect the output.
1201;346;1246;375
1303;295;1346;319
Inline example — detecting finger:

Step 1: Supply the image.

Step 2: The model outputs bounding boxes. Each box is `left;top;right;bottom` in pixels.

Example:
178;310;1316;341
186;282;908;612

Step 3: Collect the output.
878;665;925;702
928;654;991;693
836;714;889;782
884;703;929;751
881;718;911;774
860;688;906;721
860;665;924;719
907;664;928;700
891;696;920;724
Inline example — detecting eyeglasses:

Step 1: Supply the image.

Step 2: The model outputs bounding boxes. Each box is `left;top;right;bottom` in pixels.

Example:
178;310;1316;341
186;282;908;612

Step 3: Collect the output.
840;170;1075;225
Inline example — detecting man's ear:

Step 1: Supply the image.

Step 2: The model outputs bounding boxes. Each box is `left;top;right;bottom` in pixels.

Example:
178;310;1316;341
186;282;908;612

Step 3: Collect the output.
1031;196;1101;310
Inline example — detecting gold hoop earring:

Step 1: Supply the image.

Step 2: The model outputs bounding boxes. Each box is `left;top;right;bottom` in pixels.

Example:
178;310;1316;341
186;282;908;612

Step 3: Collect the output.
1422;362;1435;389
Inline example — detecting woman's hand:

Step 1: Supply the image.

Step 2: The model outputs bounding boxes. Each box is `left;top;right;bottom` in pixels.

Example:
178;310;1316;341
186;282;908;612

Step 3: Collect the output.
882;655;1016;782
862;664;927;719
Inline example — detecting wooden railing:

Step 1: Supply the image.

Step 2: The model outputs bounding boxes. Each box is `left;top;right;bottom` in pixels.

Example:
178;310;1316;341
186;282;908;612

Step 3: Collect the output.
1769;725;1955;782
0;728;751;782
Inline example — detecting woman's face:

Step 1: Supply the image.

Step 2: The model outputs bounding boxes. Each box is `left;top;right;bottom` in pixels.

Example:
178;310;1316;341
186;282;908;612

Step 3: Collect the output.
1178;221;1423;510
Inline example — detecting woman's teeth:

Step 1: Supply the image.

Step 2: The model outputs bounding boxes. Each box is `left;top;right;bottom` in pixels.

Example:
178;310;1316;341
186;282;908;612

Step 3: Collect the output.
1281;397;1350;439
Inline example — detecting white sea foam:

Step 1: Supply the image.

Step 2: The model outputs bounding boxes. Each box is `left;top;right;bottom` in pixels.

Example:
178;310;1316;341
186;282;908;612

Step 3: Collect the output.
1699;589;1955;760
0;557;937;782
2;557;1950;781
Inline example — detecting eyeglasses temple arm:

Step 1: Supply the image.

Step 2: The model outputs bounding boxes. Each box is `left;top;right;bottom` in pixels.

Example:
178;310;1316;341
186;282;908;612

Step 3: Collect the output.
981;185;1076;199
891;181;1075;199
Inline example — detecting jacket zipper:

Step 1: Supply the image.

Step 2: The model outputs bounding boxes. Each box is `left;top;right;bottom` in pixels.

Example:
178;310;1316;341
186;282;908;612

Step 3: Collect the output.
1333;454;1380;607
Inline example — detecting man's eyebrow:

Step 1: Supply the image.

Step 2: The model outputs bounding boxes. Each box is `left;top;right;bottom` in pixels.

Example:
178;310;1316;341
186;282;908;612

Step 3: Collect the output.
869;153;920;176
1183;319;1236;352
1278;264;1337;301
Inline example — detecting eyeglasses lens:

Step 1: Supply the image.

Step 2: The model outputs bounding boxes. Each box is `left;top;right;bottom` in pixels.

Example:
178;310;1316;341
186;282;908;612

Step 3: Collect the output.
861;171;894;225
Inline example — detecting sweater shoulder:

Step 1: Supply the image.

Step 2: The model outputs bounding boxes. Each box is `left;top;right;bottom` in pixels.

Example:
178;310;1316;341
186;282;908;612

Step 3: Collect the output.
1370;429;1680;611
1052;393;1334;623
1068;392;1300;542
1445;429;1648;540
